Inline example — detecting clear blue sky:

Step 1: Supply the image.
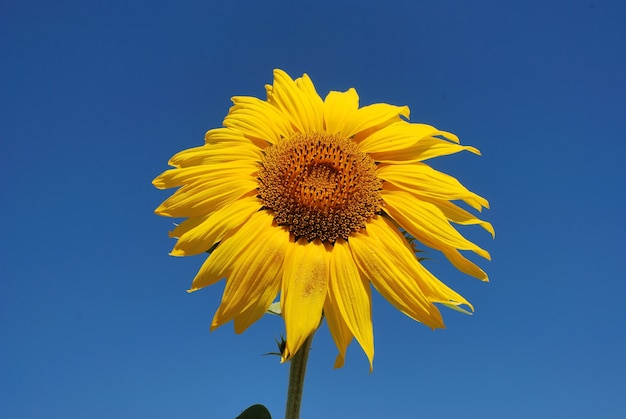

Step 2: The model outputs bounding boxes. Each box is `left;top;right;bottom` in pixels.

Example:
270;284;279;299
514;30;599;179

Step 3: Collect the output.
2;0;625;418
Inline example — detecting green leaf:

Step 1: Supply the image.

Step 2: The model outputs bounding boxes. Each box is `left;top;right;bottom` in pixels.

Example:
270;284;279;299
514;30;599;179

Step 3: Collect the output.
266;301;281;316
263;335;286;357
236;404;272;419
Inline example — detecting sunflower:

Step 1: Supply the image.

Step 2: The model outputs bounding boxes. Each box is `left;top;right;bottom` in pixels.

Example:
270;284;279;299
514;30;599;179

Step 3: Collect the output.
153;69;493;369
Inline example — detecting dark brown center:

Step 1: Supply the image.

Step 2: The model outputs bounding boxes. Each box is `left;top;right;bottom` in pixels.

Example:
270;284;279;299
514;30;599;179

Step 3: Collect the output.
257;132;382;243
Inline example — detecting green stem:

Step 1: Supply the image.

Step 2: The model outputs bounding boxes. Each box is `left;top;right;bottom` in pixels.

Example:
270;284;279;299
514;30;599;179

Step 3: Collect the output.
285;333;314;419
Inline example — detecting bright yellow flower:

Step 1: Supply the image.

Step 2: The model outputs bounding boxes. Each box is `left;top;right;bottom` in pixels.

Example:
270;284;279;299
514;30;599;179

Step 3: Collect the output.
153;69;493;369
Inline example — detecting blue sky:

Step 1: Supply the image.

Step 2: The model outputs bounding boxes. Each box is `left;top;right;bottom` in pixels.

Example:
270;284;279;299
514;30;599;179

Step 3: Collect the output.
2;0;625;418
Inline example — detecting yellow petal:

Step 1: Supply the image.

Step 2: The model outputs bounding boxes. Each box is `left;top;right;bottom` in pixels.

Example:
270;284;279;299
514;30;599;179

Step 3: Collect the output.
353;216;473;317
152;162;257;190
168;143;261;168
281;238;331;361
403;247;474;310
348;103;410;140
205;127;267;150
323;88;359;135
382;189;491;260
267;69;324;133
349;216;444;329
371;135;480;163
211;213;288;331
435;200;494;237
358;121;440;153
170;195;261;256
328;239;374;369
224;96;294;145
443;247;489;282
377;162;489;211
189;210;275;292
295;73;324;122
323;294;354;369
233;300;277;335
154;176;257;218
168;215;210;240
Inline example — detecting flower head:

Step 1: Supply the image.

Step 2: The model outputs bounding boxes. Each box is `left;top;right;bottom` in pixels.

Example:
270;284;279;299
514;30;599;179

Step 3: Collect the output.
153;69;493;369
